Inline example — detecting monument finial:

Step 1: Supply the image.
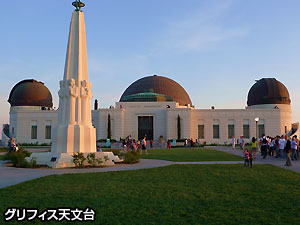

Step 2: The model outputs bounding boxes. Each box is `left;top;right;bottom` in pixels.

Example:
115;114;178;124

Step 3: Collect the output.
72;0;85;11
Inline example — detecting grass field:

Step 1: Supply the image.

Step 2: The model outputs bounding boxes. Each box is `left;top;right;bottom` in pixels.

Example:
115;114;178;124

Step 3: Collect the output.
141;148;242;161
1;164;300;225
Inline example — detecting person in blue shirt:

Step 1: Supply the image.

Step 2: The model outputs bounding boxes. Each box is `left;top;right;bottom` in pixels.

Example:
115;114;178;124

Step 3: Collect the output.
291;136;297;160
96;146;102;152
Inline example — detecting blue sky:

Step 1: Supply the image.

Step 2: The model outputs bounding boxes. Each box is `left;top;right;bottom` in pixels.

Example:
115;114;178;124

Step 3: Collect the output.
1;0;300;126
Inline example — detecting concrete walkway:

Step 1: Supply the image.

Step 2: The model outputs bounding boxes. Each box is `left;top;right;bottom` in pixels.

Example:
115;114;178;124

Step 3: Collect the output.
210;146;300;173
1;146;300;189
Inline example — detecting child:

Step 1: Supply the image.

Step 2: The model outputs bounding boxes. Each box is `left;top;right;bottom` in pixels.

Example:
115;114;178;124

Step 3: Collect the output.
244;149;249;168
232;136;236;152
249;150;253;167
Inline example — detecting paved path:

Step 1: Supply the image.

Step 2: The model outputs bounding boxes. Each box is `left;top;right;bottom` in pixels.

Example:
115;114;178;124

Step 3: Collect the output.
1;146;300;189
210;146;300;173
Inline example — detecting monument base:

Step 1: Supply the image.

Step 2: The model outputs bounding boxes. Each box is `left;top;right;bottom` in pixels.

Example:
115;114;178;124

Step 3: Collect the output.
25;152;122;168
52;124;97;154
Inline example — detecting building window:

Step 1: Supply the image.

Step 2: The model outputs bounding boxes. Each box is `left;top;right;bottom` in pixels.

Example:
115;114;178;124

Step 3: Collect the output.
198;125;204;139
31;125;37;139
243;125;250;139
228;125;234;139
258;124;265;138
213;125;220;139
45;125;51;139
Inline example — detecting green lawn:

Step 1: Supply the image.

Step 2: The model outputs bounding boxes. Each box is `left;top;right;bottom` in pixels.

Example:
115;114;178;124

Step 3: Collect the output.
0;155;5;160
0;164;300;225
142;148;242;161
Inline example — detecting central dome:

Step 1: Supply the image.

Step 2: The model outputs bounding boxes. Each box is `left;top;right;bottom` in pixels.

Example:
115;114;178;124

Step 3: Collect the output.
120;75;192;106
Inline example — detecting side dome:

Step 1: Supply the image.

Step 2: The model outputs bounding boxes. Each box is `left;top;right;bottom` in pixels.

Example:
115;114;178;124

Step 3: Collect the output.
8;79;53;108
120;75;192;106
247;78;291;106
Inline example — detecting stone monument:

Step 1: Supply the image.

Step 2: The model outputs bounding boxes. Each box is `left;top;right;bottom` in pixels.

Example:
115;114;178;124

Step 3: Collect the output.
26;1;120;168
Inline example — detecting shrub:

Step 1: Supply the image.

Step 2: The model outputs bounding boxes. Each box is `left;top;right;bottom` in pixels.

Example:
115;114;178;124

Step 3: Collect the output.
96;158;103;165
0;147;9;152
19;158;37;168
87;153;102;167
19;143;51;147
4;150;31;167
3;150;37;168
121;151;141;164
72;152;86;168
27;158;37;168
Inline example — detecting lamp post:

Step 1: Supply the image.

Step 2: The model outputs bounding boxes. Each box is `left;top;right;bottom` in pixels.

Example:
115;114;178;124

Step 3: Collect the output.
255;117;259;142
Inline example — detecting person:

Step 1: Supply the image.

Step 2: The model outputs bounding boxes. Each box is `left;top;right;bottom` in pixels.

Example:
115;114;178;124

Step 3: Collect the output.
267;136;271;154
275;135;280;158
284;136;292;166
167;140;171;149
122;139;127;151
8;138;12;152
150;139;153;148
279;135;286;159
296;135;299;160
184;139;188;148
250;137;257;159
291;136;297;161
241;136;245;150
141;137;148;155
190;138;194;148
269;137;275;156
249;150;253;167
137;140;141;150
261;136;268;159
96;146;102;152
244;149;250;168
232;136;236;152
11;138;17;152
132;139;137;151
239;136;243;150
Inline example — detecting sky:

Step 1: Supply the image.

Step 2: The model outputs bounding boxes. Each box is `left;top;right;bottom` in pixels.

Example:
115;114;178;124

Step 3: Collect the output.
1;0;300;126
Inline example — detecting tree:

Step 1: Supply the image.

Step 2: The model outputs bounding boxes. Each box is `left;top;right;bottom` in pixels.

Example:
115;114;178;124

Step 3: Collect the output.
177;115;181;140
107;114;112;139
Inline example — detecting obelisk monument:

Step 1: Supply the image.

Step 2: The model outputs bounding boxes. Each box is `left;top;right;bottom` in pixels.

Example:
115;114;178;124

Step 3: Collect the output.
26;1;120;167
52;0;96;154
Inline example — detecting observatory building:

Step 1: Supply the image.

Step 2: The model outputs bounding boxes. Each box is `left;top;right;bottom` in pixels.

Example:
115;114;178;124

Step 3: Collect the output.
4;76;298;145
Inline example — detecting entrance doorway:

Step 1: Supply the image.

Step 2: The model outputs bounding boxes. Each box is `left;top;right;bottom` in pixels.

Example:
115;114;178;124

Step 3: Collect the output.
138;116;153;140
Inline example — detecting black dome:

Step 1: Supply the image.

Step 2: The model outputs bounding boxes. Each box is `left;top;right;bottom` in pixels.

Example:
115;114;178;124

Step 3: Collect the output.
8;79;53;108
120;75;192;106
247;78;290;106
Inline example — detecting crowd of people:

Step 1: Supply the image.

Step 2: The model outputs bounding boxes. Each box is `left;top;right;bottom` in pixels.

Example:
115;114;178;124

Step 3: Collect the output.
232;134;299;167
122;135;149;155
183;138;203;148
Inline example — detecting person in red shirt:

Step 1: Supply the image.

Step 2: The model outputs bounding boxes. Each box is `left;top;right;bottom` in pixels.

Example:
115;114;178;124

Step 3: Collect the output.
244;149;250;168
